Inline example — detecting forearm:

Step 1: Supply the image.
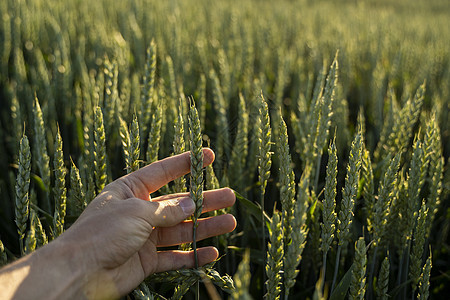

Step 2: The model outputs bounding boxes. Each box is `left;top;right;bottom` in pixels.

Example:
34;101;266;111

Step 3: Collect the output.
0;240;104;300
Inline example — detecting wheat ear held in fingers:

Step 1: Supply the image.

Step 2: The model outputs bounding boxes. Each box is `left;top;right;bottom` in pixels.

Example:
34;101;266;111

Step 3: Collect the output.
94;106;107;193
189;97;203;263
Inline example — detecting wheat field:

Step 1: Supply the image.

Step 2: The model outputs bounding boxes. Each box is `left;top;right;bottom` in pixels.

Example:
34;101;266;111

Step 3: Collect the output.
0;0;449;299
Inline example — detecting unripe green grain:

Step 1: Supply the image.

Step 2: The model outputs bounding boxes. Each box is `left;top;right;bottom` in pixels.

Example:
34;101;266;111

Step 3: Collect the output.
266;211;283;300
372;154;400;246
284;167;310;296
53;127;67;238
417;251;432;300
337;132;363;246
231;249;252;300
173;99;187;193
409;200;428;292
147;102;162;164
94;106;107;193
349;237;367;300
15;134;31;254
321;136;337;254
376;256;390;300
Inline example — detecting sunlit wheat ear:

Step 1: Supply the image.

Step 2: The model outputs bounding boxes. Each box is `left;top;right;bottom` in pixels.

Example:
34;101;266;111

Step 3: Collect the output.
206;139;220;191
277;112;295;243
15;134;31;255
32;95;51;209
321;135;337;254
103;57;119;136
210;68;230;166
337;132;362;246
32;207;48;247
372;153;400;246
10;95;22;159
129;114;141;172
173;98;187;193
24;209;37;254
70;159;86;213
0;240;7;266
118;116;132;174
197;74;207;128
376;255;390;300
405;136;427;241
266;210;283;300
53;126;67;238
229;92;249;191
380;81;425;159
349;237;367;300
94;106;107;193
417;250;432;300
424;115;443;234
284;166;310;297
231;249;251;300
409;200;428;293
258;92;272;196
362;148;374;224
189;97;204;273
147;101;162;164
140;39;157;141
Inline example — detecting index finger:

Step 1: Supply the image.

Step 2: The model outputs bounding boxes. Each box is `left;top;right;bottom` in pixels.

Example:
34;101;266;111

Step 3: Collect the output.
109;148;214;200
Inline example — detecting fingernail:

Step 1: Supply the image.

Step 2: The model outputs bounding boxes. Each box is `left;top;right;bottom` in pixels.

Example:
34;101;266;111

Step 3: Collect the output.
177;197;195;216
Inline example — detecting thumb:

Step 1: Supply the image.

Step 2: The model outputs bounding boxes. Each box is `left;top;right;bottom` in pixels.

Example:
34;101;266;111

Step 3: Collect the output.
133;196;196;228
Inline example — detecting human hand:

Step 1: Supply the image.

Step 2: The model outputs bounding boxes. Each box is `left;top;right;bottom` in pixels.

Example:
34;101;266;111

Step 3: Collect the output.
58;148;236;298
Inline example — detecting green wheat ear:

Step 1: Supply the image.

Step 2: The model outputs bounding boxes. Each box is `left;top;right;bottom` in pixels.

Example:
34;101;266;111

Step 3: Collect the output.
349;237;367;300
266;210;283;300
417;250;432;300
376;255;390;300
94;106;107;193
173;98;187;193
15;134;31;255
147;100;163;164
0;240;7;266
337;132;363;246
321;135;337;254
231;249;252;300
53;126;67;238
409;200;428;293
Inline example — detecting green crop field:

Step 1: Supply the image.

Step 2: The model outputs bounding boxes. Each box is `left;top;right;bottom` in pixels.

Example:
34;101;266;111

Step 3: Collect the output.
0;0;449;299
